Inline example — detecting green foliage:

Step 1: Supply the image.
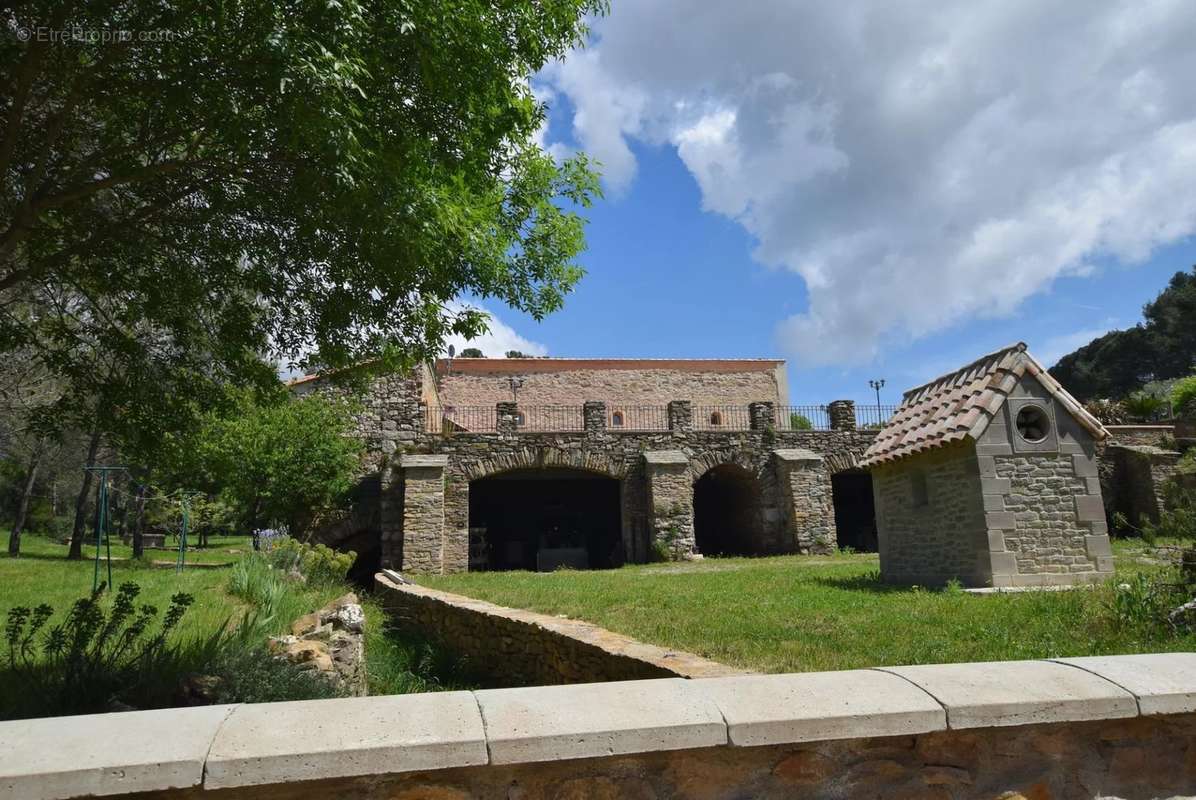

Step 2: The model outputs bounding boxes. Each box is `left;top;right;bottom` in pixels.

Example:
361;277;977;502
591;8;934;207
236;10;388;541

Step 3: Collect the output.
789;412;814;430
1051;267;1196;400
207;646;345;704
1106;572;1189;635
1122;391;1166;421
1;0;606;454
227;555;288;614
162;393;363;534
3;582;200;716
459;348;485;358
266;537;356;586
1172;376;1196;418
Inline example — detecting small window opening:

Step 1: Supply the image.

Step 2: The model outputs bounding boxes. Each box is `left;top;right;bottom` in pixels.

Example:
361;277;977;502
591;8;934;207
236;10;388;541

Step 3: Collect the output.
515;412;526;426
710;411;723;426
1015;405;1050;443
611;411;624;427
911;469;929;507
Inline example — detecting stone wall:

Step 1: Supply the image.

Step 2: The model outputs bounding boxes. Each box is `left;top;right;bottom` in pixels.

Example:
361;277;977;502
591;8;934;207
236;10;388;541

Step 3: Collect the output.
391;425;875;572
8;653;1196;800
993;454;1102;578
872;440;990;585
436;359;788;409
374;573;747;685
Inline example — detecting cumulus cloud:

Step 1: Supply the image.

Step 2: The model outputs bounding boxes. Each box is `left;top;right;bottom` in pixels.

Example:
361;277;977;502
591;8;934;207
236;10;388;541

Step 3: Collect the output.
539;0;1196;364
445;303;548;358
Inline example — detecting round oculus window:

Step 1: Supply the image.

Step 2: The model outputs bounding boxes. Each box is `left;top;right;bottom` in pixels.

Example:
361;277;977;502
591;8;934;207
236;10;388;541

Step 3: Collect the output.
1015;405;1050;443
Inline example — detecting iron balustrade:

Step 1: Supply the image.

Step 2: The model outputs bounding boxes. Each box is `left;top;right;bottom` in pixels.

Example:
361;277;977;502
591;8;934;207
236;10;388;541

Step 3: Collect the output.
856;404;899;430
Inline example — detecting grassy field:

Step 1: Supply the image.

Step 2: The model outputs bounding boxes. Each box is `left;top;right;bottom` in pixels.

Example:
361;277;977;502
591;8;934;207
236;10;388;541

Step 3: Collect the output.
0;535;471;714
9;533;247;565
420;541;1196;674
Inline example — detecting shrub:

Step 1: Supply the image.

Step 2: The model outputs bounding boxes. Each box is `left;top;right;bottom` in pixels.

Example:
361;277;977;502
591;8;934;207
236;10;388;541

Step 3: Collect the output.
1122;391;1166;421
1084;398;1127;425
228;554;287;613
789;412;813;430
1173;376;1196;418
2;583;202;717
207;646;345;704
266;536;356;586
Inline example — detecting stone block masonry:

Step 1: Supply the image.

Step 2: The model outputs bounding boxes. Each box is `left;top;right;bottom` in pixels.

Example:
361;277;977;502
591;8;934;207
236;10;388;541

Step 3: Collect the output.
5;652;1196;799
374;572;747;685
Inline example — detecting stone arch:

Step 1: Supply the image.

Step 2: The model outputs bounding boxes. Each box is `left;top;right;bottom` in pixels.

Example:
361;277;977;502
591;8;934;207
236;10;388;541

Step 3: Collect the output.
460;446;626;481
824;449;866;475
688;448;761;481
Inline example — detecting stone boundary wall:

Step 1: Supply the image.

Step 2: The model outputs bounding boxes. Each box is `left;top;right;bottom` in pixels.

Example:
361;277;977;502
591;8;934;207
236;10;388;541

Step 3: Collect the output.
373;572;748;685
4;653;1195;799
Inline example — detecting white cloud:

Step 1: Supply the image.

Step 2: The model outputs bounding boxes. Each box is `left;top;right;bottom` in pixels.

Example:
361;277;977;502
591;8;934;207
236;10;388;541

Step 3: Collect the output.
445;304;548;358
538;0;1196;365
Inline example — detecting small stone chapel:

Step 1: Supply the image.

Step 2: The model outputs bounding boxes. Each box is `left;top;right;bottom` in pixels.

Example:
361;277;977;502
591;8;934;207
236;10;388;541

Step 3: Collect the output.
859;342;1114;588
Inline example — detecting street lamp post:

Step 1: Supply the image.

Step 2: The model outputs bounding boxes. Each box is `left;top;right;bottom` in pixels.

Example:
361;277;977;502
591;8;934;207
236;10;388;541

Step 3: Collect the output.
868;378;886;426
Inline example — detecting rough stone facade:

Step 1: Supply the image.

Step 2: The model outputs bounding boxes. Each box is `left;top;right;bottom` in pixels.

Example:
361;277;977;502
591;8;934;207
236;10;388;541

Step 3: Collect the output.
868;352;1115;588
375;574;748;685
128;714;1196;800
872;440;990;585
297;362;876;574
435;358;789;410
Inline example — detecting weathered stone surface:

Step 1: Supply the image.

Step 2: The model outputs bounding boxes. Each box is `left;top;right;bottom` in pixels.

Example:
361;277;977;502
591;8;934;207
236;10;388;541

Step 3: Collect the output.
0;704;234;799
694;669;945;746
204;692;487;789
1053;653;1196;715
883;660;1137;729
375;573;747;686
475;678;727;765
269;594;367;695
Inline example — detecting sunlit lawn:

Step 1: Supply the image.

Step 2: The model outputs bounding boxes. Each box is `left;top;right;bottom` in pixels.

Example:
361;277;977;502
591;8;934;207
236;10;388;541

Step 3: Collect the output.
420;540;1196;674
9;533;246;566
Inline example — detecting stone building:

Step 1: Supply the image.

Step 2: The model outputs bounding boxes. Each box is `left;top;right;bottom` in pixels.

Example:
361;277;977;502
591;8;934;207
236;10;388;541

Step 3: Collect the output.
294;357;882;574
860;343;1115;588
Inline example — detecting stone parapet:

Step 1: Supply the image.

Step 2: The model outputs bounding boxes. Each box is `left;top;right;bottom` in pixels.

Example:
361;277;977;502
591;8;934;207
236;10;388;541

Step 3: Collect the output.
666;399;693;431
749;401;776;430
828;399;856;431
4;652;1196;799
582;400;606;434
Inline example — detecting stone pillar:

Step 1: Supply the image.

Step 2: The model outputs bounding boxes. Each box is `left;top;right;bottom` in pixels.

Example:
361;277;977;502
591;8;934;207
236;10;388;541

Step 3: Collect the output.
399;454;449;573
749;401;776;430
828;400;856;431
643;450;695;559
773;449;836;554
583;401;607;435
496;402;519;435
667;400;693;432
379;461;404;569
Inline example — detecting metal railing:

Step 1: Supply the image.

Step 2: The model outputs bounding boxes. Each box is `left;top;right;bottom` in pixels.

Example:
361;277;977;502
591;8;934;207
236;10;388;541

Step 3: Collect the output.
692;405;751;430
856;404;899;429
517;405;585;432
424;402;900;434
777;405;832;431
607;405;669;431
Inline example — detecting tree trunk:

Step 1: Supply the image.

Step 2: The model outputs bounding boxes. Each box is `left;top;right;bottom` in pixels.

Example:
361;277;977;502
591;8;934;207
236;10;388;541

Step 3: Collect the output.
7;448;42;556
67;427;102;560
131;483;146;559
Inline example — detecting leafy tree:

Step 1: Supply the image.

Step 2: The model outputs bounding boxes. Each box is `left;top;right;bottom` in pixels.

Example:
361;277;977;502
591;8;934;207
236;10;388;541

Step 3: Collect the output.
161;393;364;536
504;350;529;358
1050;267;1196;400
1173;376;1196;419
0;0;604;456
459;348;485;358
789;412;813;430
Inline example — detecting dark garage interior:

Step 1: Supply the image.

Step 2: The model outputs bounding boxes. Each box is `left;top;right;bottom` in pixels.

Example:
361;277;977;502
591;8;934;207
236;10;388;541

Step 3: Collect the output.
468;468;622;571
831;471;877;552
693;464;766;556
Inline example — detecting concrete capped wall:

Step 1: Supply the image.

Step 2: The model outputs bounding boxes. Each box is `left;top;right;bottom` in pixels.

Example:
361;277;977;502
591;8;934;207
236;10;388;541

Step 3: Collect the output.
5;652;1196;799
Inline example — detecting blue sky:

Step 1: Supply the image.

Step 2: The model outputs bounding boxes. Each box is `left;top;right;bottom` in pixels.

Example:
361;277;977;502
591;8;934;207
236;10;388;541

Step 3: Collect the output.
456;2;1196;407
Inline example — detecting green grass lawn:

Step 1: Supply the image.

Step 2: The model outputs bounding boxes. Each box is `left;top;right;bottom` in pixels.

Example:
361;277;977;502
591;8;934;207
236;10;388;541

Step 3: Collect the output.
9;533;247;565
1;537;471;715
419;541;1196;674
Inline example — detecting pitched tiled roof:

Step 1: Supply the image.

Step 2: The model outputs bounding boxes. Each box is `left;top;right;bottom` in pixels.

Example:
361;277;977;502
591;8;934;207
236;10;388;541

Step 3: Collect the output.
859;342;1107;468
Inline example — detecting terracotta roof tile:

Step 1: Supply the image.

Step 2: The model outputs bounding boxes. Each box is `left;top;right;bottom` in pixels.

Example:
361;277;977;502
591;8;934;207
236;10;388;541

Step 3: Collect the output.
859;342;1107;468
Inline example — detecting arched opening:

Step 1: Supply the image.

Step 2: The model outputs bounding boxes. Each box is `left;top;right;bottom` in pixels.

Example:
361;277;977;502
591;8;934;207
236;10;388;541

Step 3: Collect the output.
831;470;877;552
693;464;764;556
611;411;624;427
709;411;723;426
468;468;621;571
